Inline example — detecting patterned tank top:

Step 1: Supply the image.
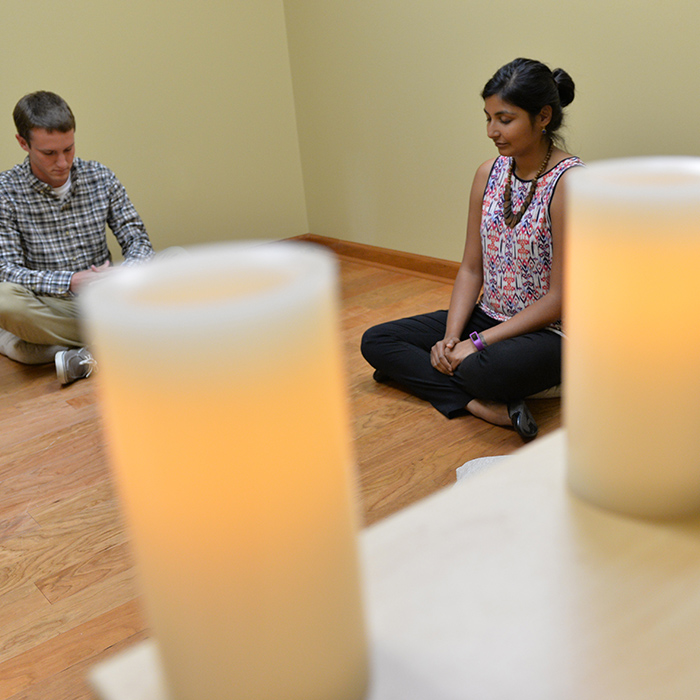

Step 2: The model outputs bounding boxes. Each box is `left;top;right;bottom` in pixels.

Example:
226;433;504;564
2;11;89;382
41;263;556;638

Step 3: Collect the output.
478;155;584;331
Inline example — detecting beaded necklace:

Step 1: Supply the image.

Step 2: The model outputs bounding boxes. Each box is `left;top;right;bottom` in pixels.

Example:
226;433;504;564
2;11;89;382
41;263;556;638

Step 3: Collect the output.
503;140;554;229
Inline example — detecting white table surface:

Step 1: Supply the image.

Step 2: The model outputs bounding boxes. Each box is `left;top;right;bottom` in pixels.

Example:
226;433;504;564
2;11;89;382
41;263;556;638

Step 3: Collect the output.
90;429;700;700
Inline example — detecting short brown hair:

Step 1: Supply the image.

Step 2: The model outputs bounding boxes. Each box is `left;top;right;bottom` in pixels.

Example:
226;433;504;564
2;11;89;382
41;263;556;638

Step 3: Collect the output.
13;91;76;144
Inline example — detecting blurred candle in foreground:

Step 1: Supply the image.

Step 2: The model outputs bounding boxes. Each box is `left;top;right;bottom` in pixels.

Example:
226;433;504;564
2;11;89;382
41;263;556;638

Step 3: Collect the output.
565;157;700;518
81;242;368;700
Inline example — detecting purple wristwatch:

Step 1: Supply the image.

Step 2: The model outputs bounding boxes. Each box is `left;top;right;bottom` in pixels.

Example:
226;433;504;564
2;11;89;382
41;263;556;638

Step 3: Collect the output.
469;331;487;351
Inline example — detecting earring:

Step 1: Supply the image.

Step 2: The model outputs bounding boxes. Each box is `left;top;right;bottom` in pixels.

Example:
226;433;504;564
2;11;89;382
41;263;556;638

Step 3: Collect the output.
542;128;547;135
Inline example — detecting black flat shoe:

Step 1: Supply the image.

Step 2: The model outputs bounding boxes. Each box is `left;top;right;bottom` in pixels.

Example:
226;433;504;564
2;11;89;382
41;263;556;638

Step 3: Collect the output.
507;400;538;441
372;369;388;383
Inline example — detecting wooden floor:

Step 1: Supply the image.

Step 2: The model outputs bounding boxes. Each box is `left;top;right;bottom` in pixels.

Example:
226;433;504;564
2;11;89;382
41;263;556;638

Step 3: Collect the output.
0;253;561;699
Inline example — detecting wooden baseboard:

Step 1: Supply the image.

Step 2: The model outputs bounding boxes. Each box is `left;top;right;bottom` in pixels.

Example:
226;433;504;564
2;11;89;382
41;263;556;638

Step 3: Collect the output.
288;234;459;283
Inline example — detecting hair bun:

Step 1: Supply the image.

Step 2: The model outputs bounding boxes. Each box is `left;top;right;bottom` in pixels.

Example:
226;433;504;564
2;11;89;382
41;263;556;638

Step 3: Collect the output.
552;68;575;108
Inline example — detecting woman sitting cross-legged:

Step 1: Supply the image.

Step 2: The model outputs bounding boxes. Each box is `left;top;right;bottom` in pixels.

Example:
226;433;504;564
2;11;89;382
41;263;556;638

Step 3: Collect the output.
361;57;584;441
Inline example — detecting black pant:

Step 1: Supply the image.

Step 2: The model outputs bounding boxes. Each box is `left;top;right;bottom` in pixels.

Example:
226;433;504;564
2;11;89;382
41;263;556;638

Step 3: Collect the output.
360;307;561;418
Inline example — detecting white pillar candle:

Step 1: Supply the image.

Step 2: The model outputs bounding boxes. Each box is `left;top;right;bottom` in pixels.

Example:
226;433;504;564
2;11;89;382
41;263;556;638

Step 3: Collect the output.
81;242;368;700
565;157;700;518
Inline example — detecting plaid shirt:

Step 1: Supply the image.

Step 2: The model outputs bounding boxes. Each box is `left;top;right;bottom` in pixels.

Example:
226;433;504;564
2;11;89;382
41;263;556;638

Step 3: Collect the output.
0;157;154;296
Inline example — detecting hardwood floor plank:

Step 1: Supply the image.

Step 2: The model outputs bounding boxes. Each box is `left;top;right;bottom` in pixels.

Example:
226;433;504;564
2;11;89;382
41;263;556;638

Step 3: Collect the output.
0;600;144;699
0;569;140;665
0;514;39;546
2;629;150;700
0;502;127;601
34;542;134;606
0;446;107;522
0;394;97;458
0;584;51;646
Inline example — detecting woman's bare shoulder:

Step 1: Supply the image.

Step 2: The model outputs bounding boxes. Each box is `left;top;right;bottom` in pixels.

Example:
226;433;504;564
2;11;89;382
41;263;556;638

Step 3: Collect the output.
549;148;579;169
472;157;498;189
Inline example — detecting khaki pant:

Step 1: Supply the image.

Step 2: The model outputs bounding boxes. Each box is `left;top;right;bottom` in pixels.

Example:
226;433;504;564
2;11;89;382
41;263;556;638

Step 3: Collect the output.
0;282;82;347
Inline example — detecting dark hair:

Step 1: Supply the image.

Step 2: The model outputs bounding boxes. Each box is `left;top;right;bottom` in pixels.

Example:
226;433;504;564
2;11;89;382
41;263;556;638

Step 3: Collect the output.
13;91;76;144
481;58;574;140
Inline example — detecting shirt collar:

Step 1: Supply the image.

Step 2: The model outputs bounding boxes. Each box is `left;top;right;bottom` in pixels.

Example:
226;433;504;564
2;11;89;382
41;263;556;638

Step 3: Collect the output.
20;156;80;197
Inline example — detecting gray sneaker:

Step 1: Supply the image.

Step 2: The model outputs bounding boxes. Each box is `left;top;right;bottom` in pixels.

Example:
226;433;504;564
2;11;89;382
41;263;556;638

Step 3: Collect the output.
55;347;96;385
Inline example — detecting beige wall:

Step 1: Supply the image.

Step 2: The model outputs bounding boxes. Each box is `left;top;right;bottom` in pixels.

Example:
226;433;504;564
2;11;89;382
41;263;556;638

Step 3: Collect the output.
285;1;700;261
3;2;698;264
0;1;308;255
